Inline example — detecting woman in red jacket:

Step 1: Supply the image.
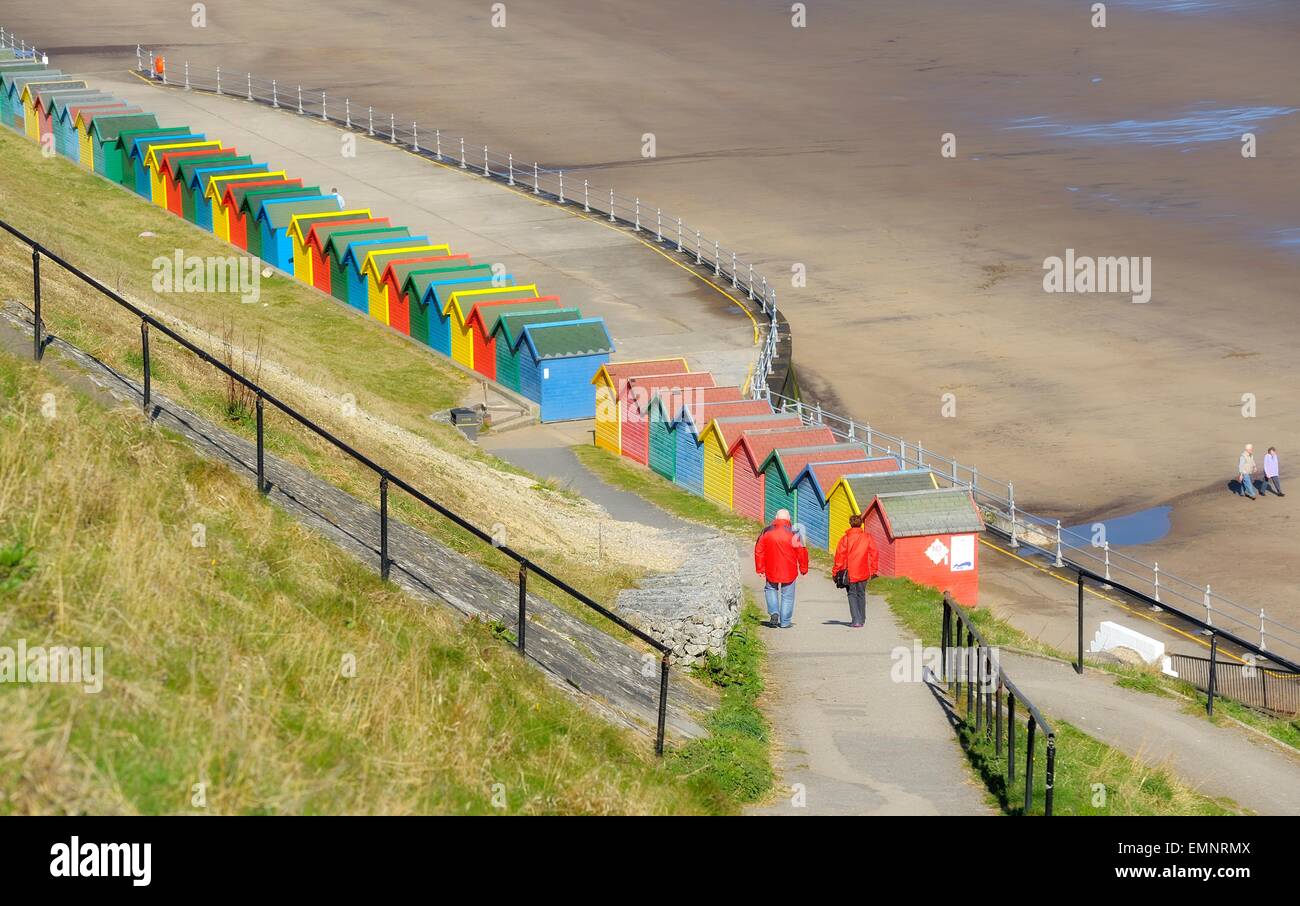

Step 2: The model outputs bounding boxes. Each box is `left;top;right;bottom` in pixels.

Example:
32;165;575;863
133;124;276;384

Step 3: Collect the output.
833;514;879;628
754;509;809;628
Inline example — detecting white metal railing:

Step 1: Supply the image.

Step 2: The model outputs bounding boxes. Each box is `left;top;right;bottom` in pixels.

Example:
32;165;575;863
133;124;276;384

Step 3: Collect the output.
12;30;1293;666
129;46;783;397
0;27;45;63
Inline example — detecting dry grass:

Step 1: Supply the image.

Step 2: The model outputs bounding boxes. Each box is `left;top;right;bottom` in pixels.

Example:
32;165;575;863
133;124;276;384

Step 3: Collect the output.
0;126;681;622
0;350;724;814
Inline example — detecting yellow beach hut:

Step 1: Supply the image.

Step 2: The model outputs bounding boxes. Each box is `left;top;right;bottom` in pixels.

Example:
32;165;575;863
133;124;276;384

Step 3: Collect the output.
444;284;539;368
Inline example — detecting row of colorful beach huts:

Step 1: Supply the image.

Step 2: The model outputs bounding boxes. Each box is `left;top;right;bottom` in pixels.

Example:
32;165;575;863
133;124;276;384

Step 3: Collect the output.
1;50;984;603
592;359;985;603
0;51;614;422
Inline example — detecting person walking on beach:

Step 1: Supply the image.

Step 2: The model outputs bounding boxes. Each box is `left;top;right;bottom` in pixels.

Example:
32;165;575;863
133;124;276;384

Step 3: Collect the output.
1238;444;1258;499
833;513;879;628
754;509;808;629
1264;447;1284;497
330;186;345;209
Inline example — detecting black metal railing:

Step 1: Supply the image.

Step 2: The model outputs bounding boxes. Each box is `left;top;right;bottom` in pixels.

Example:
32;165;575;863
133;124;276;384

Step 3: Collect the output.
1;216;674;754
1168;653;1300;717
1073;566;1300;719
940;592;1056;816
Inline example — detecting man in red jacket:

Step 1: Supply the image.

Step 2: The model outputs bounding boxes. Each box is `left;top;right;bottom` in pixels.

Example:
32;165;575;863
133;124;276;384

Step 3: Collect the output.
755;509;809;628
833;513;880;628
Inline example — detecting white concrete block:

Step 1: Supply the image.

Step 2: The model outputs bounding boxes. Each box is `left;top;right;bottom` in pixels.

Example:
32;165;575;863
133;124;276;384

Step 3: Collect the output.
1089;620;1178;676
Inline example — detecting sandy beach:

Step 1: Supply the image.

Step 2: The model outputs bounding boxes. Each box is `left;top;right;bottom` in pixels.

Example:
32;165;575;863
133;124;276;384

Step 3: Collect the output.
12;0;1300;629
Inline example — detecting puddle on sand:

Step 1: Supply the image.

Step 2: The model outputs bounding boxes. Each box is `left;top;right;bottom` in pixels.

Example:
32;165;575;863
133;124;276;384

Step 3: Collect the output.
1006;105;1298;147
1063;505;1173;548
1109;0;1286;13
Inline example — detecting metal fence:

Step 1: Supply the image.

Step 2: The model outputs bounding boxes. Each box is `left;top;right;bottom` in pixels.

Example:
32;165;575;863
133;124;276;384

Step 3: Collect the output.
0;216;675;754
116;40;1300;666
1170;654;1300;717
941;592;1056;815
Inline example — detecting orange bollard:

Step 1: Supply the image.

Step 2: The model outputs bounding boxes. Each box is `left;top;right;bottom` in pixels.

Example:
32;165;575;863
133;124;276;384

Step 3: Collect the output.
153;55;166;81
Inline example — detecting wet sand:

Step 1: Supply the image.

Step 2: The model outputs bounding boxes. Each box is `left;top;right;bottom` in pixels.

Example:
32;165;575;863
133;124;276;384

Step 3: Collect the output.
13;0;1300;627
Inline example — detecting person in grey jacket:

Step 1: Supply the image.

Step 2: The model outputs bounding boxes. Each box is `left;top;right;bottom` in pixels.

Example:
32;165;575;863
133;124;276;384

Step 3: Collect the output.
1238;444;1257;499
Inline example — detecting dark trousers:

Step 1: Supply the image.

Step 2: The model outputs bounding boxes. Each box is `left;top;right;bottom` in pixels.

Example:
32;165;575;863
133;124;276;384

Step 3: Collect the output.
846;580;867;625
1267;475;1283;495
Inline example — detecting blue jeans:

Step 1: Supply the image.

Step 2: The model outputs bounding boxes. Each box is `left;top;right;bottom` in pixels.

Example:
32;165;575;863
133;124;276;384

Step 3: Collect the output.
764;581;797;627
1241;474;1257;498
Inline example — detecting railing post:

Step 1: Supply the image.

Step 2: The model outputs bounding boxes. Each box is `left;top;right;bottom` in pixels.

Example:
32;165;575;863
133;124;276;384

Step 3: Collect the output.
390;114;397;143
271;79;278;108
1259;607;1267;651
656;208;662;242
246;72;252;102
345;98;351;129
1205;585;1213;629
583;179;590;212
412;121;418;152
558;170;565;204
1045;735;1056;816
974;645;983;733
368;106;374;136
435;129;441;160
322;91;327;121
676;217;683;252
1009;482;1019;547
941;594;951;683
954;620;963;696
379;474;389;581
1153;562;1161;602
714;240;720;276
140;321;150;414
483;145;489;176
517;562;528;654
1104;541;1111;581
695;229;702;265
507;153;514;185
184;61;190;90
1075;571;1084;674
731;251;738;288
609;188;615;222
31;248;41;362
966;644;975;715
995;677;1003;756
634;197;641;230
460;137;466;168
1007;694;1016;784
533;162;539;195
1055;519;1065;567
1207;632;1217;716
216;66;222;95
656;654;669;757
1024;716;1037;813
255;393;265;494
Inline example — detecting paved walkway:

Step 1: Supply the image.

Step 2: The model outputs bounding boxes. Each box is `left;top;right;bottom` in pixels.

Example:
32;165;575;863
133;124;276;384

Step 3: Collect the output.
483;424;994;815
86;70;758;388
744;568;993;815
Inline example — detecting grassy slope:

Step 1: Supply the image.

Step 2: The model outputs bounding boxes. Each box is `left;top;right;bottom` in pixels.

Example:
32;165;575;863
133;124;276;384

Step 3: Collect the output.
0;349;754;814
0;127;642;625
571;443;1250;815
